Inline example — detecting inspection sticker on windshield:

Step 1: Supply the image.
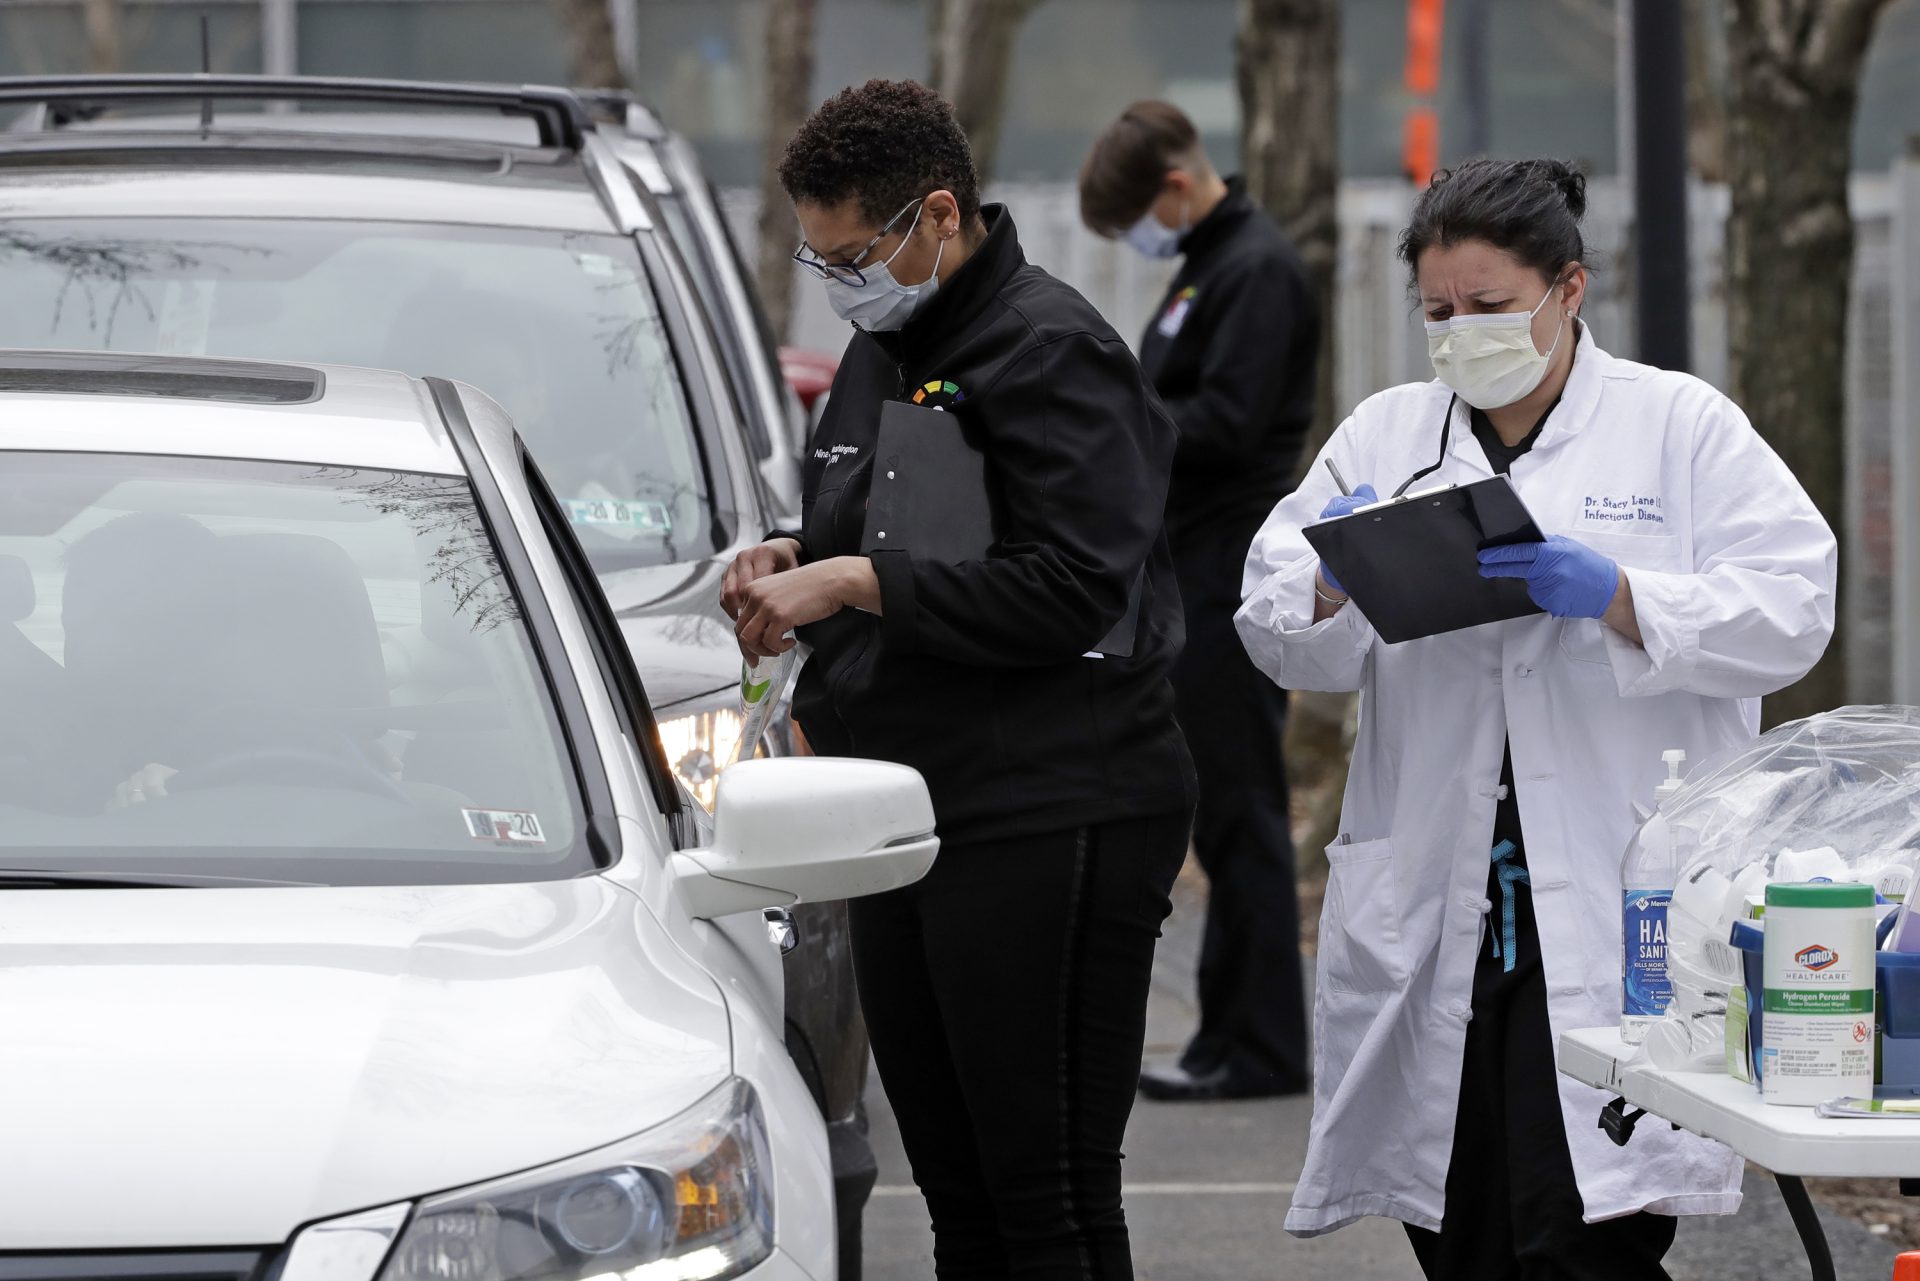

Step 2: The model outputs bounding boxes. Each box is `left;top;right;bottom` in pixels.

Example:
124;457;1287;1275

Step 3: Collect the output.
567;499;671;533
463;808;546;845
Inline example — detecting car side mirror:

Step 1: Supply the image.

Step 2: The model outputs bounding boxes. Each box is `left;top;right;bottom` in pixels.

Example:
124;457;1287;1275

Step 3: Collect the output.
670;758;937;920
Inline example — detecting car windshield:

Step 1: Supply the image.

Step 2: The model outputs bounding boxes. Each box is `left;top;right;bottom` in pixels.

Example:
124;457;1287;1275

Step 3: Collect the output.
0;219;721;572
0;450;592;886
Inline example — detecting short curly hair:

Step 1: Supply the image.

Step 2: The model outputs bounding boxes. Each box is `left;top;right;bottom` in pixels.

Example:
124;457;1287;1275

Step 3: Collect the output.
778;79;981;227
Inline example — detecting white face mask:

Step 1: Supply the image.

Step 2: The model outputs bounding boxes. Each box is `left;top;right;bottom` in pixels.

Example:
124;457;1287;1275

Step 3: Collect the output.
1424;279;1570;410
1124;203;1186;260
822;203;943;332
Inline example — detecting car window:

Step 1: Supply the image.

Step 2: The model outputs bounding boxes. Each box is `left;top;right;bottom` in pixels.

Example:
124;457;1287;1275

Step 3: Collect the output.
0;450;593;885
652;192;772;460
0;219;722;573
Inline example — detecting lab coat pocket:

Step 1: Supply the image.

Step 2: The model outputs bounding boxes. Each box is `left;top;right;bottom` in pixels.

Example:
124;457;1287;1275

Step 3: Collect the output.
1558;529;1684;665
1320;835;1406;995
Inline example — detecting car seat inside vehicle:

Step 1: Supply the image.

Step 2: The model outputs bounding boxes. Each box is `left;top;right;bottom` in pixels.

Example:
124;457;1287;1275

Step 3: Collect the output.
58;514;407;804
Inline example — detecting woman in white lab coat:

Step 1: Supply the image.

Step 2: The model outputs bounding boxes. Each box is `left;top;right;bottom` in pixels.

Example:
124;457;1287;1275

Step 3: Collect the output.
1238;158;1836;1278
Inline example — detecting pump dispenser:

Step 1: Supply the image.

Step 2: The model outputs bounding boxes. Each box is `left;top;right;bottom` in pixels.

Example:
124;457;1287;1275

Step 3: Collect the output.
1656;750;1687;804
1622;750;1686;1044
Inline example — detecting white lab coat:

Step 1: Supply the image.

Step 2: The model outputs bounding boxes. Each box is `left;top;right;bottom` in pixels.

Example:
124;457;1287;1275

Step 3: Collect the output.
1238;327;1836;1237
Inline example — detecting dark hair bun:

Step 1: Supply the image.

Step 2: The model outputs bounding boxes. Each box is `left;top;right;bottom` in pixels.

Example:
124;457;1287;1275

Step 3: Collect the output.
1540;159;1587;220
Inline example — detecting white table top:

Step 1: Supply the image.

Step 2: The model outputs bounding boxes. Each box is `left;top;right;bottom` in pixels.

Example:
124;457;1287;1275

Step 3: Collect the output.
1559;1026;1920;1177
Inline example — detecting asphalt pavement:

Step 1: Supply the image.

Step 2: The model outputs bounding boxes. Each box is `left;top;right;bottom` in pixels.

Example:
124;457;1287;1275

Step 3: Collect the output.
859;860;1905;1280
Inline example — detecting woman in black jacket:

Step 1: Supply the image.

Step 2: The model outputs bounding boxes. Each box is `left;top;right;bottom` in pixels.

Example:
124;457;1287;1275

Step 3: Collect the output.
722;80;1195;1280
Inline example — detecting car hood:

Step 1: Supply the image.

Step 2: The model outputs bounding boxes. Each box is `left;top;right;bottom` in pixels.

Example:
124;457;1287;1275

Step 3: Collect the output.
0;877;733;1249
601;557;741;712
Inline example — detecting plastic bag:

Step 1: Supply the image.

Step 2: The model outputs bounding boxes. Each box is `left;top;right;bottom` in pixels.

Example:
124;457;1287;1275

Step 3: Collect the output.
1629;706;1920;1066
729;649;800;768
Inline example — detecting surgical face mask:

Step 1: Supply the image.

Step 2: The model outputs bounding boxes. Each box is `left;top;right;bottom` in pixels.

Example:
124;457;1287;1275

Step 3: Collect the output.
1124;204;1185;261
821;204;943;332
1424;279;1570;410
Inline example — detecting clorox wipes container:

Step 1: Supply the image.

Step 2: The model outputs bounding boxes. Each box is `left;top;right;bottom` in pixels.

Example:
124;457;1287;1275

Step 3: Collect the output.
1761;881;1876;1106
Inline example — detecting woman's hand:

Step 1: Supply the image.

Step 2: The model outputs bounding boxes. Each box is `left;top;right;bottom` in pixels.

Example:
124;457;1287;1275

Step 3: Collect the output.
1314;483;1375;619
1476;535;1641;642
721;538;803;620
735;557;882;658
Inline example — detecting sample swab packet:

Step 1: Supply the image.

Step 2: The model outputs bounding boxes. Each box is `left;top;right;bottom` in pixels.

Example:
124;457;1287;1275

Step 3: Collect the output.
731;648;800;767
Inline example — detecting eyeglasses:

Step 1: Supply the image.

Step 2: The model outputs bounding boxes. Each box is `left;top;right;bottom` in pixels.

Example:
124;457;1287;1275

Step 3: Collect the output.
792;197;924;287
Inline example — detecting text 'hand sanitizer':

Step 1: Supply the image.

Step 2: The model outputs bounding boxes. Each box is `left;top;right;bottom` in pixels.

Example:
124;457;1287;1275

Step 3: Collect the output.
1623;749;1688;1044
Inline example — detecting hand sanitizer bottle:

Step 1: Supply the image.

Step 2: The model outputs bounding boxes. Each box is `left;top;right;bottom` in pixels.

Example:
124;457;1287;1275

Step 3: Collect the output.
1623;749;1687;1044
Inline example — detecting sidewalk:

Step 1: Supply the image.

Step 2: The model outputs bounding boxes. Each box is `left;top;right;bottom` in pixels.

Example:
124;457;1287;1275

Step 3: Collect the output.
857;859;1905;1279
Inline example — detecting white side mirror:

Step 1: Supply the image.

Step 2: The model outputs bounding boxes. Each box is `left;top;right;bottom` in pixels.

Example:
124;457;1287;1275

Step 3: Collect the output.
671;757;937;920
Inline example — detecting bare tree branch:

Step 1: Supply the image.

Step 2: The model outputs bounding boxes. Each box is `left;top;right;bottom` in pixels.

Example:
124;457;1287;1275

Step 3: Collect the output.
549;0;624;92
1724;0;1894;721
84;0;122;73
928;0;1048;183
756;0;818;342
1236;0;1347;871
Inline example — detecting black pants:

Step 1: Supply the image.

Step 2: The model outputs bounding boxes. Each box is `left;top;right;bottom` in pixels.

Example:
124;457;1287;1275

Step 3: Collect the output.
1169;532;1309;1088
1404;858;1676;1280
850;811;1190;1280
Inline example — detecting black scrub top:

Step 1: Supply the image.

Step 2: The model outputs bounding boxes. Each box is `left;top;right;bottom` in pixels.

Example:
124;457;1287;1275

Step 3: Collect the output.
1470;397;1558;861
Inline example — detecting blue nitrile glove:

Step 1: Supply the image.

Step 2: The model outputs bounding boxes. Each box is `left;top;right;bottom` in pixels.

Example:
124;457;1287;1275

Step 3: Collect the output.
1476;535;1620;619
1316;483;1377;595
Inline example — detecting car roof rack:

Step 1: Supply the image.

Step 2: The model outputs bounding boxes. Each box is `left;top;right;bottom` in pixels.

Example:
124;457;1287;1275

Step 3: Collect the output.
570;86;666;141
0;75;594;151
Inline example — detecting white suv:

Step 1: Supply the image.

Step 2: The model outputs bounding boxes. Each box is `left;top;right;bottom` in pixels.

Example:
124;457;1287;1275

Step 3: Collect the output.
0;350;936;1281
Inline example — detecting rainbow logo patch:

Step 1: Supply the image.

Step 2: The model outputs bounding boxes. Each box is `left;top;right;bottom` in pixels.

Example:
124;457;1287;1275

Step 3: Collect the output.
911;379;966;407
1157;286;1199;338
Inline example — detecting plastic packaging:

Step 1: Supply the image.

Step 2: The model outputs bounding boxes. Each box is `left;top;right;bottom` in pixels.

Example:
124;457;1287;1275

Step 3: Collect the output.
1624;706;1920;1064
730;650;799;768
1622;749;1686;1044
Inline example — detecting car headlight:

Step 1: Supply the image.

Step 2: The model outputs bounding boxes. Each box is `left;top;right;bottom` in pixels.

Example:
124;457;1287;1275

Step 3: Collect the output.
657;706;748;811
375;1079;773;1281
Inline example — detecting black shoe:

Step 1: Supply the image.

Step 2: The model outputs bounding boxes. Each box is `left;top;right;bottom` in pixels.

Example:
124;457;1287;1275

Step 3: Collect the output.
1137;1062;1309;1102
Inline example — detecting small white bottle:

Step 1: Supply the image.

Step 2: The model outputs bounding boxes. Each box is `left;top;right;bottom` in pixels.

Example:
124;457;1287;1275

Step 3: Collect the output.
1623;749;1687;1044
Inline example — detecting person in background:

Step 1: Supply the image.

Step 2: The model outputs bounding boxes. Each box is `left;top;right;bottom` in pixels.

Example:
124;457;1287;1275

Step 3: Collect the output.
721;80;1196;1279
1080;100;1319;1101
1238;157;1835;1277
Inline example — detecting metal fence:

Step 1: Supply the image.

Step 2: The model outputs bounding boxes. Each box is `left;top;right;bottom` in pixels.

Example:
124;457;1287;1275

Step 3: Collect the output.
731;164;1920;706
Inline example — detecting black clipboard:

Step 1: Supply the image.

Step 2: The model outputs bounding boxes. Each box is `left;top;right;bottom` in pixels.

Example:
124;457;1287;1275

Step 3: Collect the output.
1301;474;1546;644
860;399;1142;658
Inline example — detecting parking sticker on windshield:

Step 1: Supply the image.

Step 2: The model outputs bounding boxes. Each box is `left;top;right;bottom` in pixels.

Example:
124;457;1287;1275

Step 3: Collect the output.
566;498;671;537
463;808;547;845
154;281;217;355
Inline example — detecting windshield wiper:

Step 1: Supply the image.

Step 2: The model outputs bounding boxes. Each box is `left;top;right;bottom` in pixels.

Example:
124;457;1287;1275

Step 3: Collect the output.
0;868;319;889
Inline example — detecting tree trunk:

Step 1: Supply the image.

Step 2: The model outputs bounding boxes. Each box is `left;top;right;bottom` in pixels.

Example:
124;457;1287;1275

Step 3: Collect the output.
1236;0;1346;870
756;0;818;342
84;0;122;73
1724;0;1891;724
549;0;624;92
928;0;1047;183
1684;0;1728;183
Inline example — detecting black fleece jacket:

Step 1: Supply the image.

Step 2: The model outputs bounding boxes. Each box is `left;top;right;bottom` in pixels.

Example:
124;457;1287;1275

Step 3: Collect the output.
784;206;1195;844
1139;177;1319;547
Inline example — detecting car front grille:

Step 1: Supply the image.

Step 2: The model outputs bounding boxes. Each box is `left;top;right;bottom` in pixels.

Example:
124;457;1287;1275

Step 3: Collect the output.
0;1251;267;1281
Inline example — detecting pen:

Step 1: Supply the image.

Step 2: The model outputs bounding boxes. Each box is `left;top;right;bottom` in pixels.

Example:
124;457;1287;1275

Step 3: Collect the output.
1325;459;1352;497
